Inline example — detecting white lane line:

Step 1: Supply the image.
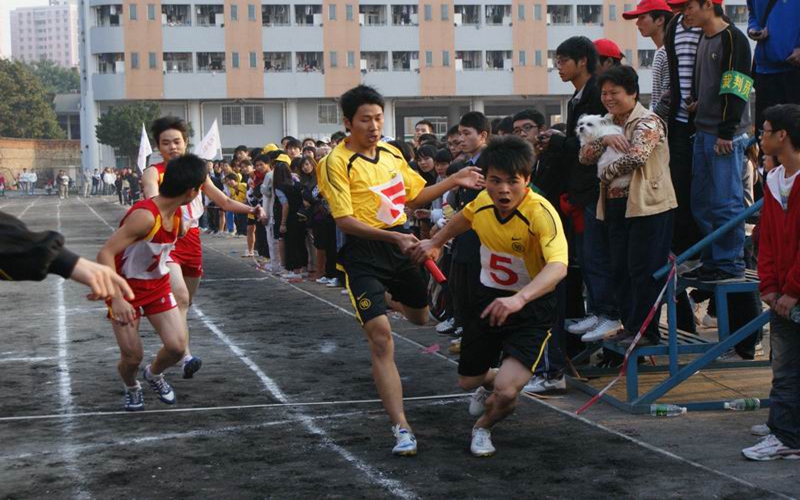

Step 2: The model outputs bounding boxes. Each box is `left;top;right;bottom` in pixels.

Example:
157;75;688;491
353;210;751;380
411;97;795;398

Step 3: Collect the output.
0;356;58;363
194;306;419;500
0;394;467;422
203;244;793;500
76;200;419;500
77;197;115;231
14;197;39;219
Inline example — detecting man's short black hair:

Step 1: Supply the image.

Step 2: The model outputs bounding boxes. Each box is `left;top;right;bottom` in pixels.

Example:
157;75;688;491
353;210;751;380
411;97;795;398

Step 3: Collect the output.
646;10;674;30
249;148;262;160
556;36;598;74
234;145;249;153
281;136;297;144
476;135;534;180
415;119;434;131
285;138;302;150
764;104;800;151
416;144;438;160
459;111;491;135
512;109;546;127
265;149;284;162
496;116;514;135
434;148;453;164
224;172;239;181
253;154;271;165
302;145;316;154
599;56;623;67
151;116;189;144
597;65;640;99
340;85;385;121
446;125;460;137
160;154;207;198
418;133;439;146
331;131;347;143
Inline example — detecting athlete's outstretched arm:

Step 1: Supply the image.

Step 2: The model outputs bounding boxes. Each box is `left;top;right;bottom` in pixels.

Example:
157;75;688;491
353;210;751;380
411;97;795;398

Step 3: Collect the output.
409;212;471;264
334;215;419;254
407;166;484;210
203;175;264;218
482;262;567;327
141;166;160;199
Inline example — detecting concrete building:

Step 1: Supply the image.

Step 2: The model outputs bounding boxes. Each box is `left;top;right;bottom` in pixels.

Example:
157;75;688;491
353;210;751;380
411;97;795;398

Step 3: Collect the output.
11;0;80;68
79;0;751;170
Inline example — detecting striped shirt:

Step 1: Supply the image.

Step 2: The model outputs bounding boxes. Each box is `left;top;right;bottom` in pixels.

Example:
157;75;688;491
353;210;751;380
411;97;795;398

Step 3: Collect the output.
673;18;702;123
650;46;669;118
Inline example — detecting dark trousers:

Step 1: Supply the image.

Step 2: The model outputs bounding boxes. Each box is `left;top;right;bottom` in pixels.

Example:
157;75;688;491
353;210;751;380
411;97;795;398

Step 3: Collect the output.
767;313;800;449
254;222;269;257
755;68;800;139
667;119;701;255
582;202;618;319
450;260;482;332
606;199;674;341
234;213;247;235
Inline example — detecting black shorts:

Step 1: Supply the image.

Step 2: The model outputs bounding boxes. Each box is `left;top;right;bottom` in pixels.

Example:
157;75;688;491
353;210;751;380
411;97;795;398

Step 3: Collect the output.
338;227;428;325
458;286;556;377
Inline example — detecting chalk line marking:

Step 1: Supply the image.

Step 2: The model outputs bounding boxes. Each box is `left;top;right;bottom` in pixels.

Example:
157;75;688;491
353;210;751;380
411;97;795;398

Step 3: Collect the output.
0;356;58;364
76;199;419;500
14;197;39;220
0;393;467;422
203;241;795;500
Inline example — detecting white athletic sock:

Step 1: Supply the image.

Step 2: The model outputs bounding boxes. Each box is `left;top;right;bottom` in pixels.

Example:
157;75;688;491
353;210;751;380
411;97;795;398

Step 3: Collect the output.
180;354;193;366
126;382;141;392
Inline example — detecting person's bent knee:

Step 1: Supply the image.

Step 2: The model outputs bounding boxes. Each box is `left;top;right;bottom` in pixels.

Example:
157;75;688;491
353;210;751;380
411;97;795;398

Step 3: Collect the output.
405;308;429;326
493;385;520;408
119;349;143;368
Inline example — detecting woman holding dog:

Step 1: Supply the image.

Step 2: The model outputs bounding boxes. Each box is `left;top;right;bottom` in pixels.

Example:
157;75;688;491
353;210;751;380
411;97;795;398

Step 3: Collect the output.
579;65;677;348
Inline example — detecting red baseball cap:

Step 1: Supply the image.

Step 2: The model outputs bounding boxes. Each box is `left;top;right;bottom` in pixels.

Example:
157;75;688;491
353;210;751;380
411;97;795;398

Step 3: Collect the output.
668;0;723;5
623;0;673;19
594;39;625;60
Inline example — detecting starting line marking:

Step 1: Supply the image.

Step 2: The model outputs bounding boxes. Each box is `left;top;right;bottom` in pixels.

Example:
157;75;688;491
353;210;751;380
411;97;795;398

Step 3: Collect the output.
0;394;467;423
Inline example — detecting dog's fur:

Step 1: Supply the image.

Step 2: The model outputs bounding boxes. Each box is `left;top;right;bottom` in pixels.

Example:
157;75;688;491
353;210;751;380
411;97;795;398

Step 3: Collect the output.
576;114;624;178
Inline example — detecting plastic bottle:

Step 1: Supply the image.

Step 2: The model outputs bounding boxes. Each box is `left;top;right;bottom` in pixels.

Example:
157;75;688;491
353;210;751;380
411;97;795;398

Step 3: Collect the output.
650;404;687;417
724;398;760;411
790;306;800;324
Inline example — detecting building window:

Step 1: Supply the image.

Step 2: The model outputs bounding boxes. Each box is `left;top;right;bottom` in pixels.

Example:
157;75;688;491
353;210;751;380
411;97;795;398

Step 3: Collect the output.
131;52;139;69
442;50;450;67
232;52;240;68
485;5;510;25
625;49;633;62
454;5;480;25
318;102;342;125
262;5;290;25
486;50;511;70
534;4;542;21
547;50;556;70
163;52;193;72
263;51;291;71
546;5;571;25
518;4;524;21
248;4;256;20
638;50;655;68
346;4;353;21
148;51;156;69
330;51;338;68
162;5;192;26
231;4;238;21
424;4;432;21
147;4;156;20
456;50;482;70
535;50;542;67
129;4;137;20
197;5;224;26
609;5;617;21
249;51;257;68
441;4;449;21
197;52;226;71
577;5;602;25
518;50;526;66
392;51;419;70
725;5;748;23
295;5;322;25
425;50;433;67
244;105;264;125
362;51;388;71
296;52;322;71
347;51;355;68
329;4;336;20
222;105;242;126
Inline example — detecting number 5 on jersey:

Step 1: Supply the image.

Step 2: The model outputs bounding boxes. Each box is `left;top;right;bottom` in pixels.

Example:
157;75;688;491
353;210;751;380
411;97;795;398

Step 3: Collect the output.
480;247;531;292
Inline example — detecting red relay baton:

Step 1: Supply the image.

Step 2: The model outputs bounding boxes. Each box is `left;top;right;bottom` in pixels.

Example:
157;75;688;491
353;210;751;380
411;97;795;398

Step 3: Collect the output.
424;259;447;284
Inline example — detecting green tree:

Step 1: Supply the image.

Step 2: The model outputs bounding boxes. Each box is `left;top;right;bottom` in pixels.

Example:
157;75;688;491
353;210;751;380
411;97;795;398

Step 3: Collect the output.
0;59;64;139
25;60;80;99
95;101;161;167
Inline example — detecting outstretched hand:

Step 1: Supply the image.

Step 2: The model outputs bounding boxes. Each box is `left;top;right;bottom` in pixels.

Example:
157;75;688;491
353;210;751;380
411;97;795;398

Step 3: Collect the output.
409;239;441;265
70;257;134;301
451;166;485;190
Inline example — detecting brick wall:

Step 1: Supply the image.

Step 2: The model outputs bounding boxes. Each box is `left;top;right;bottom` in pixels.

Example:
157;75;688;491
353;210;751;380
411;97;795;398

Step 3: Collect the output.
0;137;81;188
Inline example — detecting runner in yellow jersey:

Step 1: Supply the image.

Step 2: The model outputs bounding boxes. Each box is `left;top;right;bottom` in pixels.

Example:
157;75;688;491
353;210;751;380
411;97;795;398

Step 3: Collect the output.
317;85;484;456
412;135;568;457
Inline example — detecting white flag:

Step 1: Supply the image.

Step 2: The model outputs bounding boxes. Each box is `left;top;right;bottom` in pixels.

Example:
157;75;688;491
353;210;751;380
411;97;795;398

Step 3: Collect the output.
136;123;152;173
195;119;223;160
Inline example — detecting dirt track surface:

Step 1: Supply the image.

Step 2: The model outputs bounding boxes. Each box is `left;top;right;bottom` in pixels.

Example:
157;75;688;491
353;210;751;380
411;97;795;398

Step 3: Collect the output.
0;196;795;499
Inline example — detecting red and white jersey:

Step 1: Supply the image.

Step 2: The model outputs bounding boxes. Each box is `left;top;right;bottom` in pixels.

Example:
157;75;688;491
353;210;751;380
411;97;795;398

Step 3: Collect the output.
114;199;181;303
154;162;204;229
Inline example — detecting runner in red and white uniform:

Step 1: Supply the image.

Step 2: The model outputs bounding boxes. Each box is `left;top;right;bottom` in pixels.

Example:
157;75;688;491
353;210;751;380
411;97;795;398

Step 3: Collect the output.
141;117;265;379
98;155;208;411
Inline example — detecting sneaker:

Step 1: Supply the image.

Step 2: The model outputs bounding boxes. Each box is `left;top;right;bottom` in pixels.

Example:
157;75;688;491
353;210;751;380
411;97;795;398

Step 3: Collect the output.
567;315;599;335
326;278;342;288
701;314;718;328
742;434;800;461
391;425;417;456
448;338;461;354
581;318;622;343
436;318;456;335
143;365;176;405
451;326;463;338
470;427;496;457
523;374;566;394
182;356;202;379
282;271;302;280
751;423;770;437
469;386;491;416
717;349;743;362
315;276;331;284
124;385;144;412
755;342;765;357
241;251;255;258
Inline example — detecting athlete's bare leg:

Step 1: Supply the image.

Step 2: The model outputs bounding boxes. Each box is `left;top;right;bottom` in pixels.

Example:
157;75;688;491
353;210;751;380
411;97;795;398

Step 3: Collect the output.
168;263;200;358
458;367;499;392
147;308;188;374
112;317;144;386
363;314;412;432
385;293;428;326
474;357;530;430
246;224;256;254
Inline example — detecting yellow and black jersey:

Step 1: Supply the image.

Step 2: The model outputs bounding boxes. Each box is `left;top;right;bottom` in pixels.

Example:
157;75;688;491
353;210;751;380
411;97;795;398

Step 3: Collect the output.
317;139;427;230
462;189;568;292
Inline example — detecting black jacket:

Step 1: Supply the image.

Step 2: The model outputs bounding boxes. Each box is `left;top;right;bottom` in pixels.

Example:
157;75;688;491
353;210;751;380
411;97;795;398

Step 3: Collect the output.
0;211;80;281
548;75;607;207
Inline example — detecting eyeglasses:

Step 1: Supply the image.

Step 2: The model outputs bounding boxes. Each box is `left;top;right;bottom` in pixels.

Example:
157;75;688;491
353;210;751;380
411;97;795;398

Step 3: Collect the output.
512;124;538;135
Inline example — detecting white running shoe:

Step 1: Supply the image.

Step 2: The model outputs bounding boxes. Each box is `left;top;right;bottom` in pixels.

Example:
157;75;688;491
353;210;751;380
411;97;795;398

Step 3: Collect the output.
435;318;455;334
391;425;417;456
742;434;800;461
470;427;496;457
567;315;598;335
142;365;176;405
523;375;567;394
326;278;342;288
124;384;144;412
581;318;622;343
469;386;491;416
751;423;770;437
315;276;331;284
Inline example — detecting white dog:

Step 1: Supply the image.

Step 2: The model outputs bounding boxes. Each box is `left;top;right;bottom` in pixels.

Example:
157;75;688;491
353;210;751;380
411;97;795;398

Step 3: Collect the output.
576;114;624;179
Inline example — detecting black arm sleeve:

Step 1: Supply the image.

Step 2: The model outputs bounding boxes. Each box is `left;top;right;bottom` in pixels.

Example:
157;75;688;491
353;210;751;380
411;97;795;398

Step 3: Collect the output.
718;28;753;141
0;211;80;281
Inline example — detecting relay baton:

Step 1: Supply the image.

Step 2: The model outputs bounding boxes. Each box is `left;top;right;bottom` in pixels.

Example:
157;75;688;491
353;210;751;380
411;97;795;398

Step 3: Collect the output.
424;259;447;284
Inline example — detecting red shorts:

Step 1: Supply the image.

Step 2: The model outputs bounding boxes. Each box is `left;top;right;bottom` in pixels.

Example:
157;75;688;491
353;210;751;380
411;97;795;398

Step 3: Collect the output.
169;227;203;278
107;290;178;320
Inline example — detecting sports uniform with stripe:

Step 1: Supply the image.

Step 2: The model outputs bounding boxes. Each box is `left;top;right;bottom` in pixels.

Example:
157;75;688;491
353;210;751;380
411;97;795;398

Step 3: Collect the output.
458;189;569;376
153;162;204;277
109;198;181;318
317;139;428;325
